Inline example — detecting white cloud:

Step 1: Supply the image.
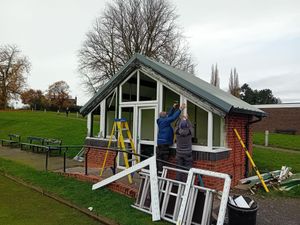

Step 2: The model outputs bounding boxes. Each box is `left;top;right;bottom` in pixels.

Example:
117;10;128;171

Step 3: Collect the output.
248;73;300;102
186;15;300;47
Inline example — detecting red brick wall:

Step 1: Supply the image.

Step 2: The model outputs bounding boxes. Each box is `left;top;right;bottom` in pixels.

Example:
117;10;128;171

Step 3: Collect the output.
252;107;300;134
224;114;251;186
87;148;116;168
86;113;252;191
193;114;252;190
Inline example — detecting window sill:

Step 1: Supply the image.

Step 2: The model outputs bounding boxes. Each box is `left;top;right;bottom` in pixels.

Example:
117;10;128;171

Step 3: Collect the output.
86;137;231;152
195;147;231;153
169;144;231;153
169;145;231;161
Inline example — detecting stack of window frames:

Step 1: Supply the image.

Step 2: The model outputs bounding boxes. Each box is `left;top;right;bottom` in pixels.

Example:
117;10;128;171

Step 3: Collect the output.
133;167;216;225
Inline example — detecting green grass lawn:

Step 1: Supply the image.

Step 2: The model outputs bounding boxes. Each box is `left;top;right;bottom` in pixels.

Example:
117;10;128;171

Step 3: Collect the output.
0;110;93;156
0;157;168;225
253;147;300;173
0;110;87;145
253;132;300;151
0;175;102;225
253;146;300;197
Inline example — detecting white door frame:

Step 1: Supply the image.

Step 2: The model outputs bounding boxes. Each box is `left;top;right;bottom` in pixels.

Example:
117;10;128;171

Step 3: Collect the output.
117;104;158;169
137;106;157;159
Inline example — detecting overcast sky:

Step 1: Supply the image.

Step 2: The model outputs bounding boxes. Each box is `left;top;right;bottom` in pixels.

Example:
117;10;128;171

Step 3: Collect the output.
1;0;299;105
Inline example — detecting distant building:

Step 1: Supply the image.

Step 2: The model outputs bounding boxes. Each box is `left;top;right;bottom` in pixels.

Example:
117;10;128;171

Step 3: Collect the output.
253;103;300;135
68;96;77;106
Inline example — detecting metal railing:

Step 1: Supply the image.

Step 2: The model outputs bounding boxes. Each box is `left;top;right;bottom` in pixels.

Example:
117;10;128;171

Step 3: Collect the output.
83;145;195;176
44;145;84;171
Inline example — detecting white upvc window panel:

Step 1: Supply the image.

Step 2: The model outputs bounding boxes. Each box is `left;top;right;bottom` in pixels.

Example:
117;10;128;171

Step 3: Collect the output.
87;112;92;137
99;100;106;138
207;111;213;148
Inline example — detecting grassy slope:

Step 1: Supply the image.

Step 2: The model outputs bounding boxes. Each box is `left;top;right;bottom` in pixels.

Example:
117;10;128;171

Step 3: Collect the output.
0;158;168;225
0;110;87;145
253;132;300;151
0;175;102;225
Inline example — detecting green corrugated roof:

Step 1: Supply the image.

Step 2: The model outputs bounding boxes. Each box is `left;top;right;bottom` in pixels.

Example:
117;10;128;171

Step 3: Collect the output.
80;53;266;117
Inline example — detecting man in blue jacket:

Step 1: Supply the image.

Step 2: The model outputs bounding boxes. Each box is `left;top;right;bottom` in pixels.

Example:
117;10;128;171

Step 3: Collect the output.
156;103;185;171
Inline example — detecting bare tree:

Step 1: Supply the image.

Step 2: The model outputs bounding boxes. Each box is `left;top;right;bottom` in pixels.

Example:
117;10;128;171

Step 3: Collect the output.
229;68;240;97
0;45;30;109
210;64;220;88
78;0;195;94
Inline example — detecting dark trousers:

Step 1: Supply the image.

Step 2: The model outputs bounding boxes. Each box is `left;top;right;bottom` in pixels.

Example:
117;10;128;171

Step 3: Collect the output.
176;152;193;181
156;144;170;172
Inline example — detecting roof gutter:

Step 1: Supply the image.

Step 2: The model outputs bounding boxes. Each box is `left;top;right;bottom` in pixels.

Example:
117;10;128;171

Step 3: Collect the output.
230;107;266;117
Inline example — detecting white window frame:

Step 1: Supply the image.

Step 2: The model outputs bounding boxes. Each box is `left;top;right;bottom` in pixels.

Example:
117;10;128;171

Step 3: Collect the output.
117;104;158;168
139;70;159;102
86;102;102;138
101;89;118;139
120;70;159;105
137;106;158;156
99;100;105;138
119;70;138;103
161;84;227;152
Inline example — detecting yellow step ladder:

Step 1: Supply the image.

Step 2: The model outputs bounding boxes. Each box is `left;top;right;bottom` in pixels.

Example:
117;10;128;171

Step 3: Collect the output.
233;128;270;193
100;118;139;183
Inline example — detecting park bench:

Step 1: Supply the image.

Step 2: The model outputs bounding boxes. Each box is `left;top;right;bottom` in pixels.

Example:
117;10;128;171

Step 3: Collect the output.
275;129;297;135
44;138;62;156
20;136;46;152
21;136;63;156
0;134;21;148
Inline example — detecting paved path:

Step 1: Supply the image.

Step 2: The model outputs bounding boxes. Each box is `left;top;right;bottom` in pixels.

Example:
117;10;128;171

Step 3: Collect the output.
0;146;140;189
0;146;83;171
255;196;300;225
232;189;300;225
254;144;300;154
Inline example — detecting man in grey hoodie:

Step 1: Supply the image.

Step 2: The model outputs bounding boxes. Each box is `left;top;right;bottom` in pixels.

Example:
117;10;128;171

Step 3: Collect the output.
175;116;194;181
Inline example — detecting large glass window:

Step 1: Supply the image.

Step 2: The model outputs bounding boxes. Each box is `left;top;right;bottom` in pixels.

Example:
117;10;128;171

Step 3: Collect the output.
105;92;116;137
162;86;180;133
121;73;137;102
163;86;180;112
139;72;157;101
140;108;155;141
187;101;208;146
121;107;134;139
91;106;101;137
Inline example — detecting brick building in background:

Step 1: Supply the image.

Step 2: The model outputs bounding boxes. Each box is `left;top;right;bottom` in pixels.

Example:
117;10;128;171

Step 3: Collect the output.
80;54;266;190
253;104;300;135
